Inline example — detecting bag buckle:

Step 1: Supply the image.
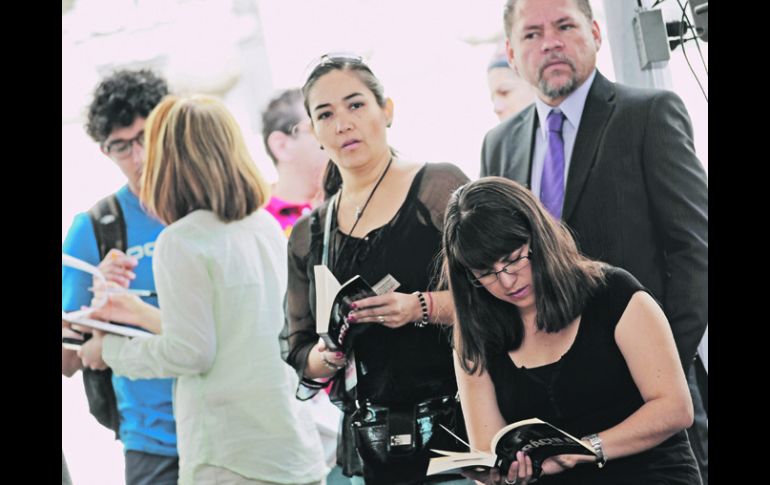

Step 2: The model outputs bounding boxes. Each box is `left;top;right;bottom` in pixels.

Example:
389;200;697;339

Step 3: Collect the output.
387;405;417;455
389;434;413;447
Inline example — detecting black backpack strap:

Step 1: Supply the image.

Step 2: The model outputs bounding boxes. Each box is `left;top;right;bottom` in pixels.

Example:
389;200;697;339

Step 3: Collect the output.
89;194;127;258
81;193;127;438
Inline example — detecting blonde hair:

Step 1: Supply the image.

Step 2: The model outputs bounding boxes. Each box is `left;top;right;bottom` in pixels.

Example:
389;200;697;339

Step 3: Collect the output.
140;95;269;224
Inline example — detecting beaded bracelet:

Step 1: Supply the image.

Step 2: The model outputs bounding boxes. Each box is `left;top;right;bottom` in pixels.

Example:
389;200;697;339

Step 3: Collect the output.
413;291;430;328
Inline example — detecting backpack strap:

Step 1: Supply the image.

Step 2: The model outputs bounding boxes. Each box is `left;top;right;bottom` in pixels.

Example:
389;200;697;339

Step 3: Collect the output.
89;194;127;259
82;193;127;438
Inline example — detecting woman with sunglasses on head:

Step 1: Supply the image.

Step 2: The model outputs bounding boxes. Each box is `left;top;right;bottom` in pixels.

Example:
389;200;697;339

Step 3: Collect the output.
282;54;472;485
442;177;701;485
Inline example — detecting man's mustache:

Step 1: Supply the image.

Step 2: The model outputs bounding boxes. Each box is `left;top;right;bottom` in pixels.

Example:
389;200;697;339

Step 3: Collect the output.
539;55;576;78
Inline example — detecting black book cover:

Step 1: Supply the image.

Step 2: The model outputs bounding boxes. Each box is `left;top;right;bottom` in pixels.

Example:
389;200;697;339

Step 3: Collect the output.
324;275;376;353
314;265;399;353
428;418;597;476
493;419;597;477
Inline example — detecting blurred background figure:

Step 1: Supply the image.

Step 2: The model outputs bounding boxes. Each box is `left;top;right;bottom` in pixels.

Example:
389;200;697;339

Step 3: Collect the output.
486;43;536;122
261;87;349;484
63;450;73;485
261;88;329;236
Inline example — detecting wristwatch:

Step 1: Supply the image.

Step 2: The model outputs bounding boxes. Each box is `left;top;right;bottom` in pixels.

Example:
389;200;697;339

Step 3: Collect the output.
583;433;606;468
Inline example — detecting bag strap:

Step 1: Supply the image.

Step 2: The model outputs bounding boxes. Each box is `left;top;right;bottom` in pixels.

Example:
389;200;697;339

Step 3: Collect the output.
321;192;338;267
82;193;126;438
88;193;127;259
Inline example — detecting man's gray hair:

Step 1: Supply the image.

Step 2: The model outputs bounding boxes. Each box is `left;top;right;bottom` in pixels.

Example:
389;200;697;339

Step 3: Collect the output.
503;0;594;39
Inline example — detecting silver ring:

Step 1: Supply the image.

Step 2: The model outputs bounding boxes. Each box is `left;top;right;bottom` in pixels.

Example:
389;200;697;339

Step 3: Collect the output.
377;315;385;323
503;478;517;485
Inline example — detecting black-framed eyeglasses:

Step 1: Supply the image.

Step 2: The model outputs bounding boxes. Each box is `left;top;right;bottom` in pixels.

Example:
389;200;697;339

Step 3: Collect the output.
469;250;533;288
102;131;144;160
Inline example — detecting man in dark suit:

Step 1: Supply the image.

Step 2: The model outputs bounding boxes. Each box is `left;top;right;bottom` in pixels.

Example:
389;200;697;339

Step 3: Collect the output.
480;0;708;482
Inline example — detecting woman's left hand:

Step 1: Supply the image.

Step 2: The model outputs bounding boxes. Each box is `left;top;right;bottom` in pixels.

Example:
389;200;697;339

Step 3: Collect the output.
461;452;537;484
462;450;592;485
541;452;597;476
347;292;421;329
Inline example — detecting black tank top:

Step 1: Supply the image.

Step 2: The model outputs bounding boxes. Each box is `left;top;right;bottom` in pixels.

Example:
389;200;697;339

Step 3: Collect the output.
485;267;701;484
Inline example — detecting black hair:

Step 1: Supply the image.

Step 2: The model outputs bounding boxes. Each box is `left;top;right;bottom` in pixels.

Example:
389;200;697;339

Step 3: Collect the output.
301;56;393;197
442;177;604;374
85;69;169;144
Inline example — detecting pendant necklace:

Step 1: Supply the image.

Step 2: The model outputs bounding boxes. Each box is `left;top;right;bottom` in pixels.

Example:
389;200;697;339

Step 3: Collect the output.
333;156;394;266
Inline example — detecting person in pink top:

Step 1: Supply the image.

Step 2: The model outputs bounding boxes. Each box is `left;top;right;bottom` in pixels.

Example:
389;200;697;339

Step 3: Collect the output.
262;89;351;484
262;88;329;236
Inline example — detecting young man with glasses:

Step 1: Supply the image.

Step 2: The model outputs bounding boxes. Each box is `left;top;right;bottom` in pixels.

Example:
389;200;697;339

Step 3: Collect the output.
261;88;329;236
62;69;179;485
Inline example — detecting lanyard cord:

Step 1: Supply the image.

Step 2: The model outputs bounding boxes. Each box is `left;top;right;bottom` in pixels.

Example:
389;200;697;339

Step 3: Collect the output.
327;157;394;270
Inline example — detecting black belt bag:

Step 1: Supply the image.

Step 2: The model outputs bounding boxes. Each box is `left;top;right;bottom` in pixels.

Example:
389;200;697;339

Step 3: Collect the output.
351;394;466;482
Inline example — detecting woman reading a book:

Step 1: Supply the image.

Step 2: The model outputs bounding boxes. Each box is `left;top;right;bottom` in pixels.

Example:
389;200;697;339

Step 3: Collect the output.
442;178;701;485
77;95;327;485
282;54;471;485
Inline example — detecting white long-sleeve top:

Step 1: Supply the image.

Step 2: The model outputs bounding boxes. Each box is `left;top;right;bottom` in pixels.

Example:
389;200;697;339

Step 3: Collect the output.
103;209;326;484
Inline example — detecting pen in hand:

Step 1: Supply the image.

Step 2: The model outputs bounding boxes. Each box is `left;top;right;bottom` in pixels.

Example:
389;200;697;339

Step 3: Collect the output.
88;287;157;298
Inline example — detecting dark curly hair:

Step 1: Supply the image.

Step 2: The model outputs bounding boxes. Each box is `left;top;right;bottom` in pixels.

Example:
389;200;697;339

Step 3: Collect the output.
85;69;169;144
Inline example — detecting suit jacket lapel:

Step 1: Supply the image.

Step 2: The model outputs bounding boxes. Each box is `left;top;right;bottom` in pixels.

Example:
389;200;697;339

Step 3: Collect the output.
563;72;616;222
504;105;537;187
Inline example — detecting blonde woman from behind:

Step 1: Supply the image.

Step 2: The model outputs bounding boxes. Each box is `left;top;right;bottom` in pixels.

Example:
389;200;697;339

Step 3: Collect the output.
80;95;327;484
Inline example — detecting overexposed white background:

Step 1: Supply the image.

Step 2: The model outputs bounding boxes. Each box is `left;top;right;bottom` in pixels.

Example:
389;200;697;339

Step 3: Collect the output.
62;1;707;483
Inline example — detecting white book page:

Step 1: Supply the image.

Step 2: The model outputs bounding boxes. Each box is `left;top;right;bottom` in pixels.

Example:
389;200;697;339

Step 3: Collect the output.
426;453;495;475
62;253;106;284
314;265;341;334
490;418;545;451
62;311;152;339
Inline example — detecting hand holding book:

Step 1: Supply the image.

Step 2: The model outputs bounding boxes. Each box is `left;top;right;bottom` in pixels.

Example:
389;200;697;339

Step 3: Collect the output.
476;449;596;484
345;291;424;329
427;418;599;480
314;265;400;353
316;338;347;373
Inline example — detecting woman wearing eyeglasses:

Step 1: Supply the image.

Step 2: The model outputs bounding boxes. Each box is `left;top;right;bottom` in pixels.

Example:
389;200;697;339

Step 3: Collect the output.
442;177;701;485
282;54;471;485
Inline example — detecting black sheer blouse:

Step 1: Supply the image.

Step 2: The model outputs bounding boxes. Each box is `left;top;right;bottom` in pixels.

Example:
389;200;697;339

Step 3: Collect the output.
283;163;469;408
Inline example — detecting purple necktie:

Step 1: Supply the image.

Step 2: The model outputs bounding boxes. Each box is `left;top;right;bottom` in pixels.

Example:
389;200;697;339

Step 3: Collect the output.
540;110;566;219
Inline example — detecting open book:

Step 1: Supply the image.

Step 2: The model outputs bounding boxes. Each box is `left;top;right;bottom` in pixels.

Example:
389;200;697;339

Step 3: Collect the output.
427;418;597;476
62;309;153;339
314;265;400;352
